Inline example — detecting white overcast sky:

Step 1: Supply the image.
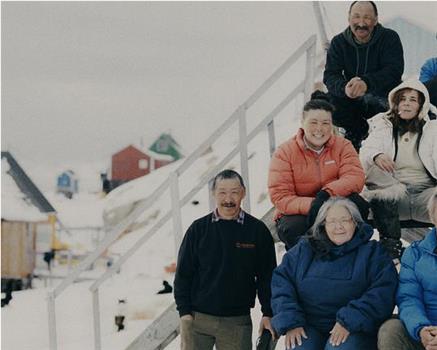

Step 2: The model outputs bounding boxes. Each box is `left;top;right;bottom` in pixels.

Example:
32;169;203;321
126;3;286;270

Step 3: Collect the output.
2;1;437;168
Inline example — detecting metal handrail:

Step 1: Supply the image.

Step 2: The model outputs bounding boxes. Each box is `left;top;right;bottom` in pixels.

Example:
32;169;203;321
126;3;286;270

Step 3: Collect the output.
46;34;317;350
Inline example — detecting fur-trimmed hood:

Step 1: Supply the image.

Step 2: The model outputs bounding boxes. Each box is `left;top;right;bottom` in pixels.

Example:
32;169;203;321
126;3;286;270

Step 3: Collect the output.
387;79;430;120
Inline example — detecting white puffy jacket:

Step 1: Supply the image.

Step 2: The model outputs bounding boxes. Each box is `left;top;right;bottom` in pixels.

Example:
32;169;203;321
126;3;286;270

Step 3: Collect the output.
360;79;437;181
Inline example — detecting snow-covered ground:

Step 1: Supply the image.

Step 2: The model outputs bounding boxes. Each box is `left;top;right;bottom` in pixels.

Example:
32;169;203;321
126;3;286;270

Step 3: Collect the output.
3;2;435;348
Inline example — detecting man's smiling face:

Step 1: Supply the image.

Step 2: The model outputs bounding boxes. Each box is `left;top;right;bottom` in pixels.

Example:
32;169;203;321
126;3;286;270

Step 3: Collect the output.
348;1;378;44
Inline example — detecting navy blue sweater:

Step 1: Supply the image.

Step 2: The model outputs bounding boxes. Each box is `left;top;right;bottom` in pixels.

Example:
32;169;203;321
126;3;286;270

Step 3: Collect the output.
271;224;398;335
324;24;404;99
174;212;277;317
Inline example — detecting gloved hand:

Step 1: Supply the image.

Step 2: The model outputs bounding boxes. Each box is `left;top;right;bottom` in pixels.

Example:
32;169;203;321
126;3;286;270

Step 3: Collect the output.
307;190;330;227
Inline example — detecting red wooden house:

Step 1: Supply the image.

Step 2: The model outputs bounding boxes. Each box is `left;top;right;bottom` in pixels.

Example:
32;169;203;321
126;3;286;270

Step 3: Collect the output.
110;145;172;188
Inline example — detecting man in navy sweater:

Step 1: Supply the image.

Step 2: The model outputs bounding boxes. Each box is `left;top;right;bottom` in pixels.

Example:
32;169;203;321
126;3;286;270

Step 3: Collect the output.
323;1;404;150
174;169;277;350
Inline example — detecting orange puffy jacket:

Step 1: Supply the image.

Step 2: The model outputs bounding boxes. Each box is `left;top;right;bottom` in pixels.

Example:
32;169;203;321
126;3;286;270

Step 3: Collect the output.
268;129;365;220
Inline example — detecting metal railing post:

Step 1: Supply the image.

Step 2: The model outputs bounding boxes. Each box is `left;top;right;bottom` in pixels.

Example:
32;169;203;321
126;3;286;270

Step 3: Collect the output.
313;1;330;51
304;40;316;102
47;291;57;350
267;120;276;157
238;106;251;213
92;289;102;350
208;178;215;212
43;35;319;349
170;171;183;258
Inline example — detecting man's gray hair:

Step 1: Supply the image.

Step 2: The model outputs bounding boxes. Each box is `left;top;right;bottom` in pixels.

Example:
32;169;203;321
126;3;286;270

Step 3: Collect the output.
427;188;437;225
311;197;364;239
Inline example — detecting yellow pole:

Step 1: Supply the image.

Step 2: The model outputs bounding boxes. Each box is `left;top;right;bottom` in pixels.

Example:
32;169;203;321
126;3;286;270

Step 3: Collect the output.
48;213;57;250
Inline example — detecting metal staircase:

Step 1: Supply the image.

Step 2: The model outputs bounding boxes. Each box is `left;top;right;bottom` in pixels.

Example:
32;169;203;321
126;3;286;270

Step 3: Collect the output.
46;34;319;350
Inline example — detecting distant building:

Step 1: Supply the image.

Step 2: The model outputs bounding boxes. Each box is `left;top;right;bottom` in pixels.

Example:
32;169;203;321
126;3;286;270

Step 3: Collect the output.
108;133;183;191
56;170;78;199
149;133;183;161
385;17;437;76
1;151;58;294
110;145;173;189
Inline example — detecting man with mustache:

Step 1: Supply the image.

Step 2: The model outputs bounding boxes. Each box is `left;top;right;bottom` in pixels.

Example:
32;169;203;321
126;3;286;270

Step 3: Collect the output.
174;169;277;350
323;1;404;150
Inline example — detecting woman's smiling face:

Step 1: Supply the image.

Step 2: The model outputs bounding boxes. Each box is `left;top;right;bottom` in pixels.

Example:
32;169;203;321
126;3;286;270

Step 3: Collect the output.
325;205;356;246
302;109;333;150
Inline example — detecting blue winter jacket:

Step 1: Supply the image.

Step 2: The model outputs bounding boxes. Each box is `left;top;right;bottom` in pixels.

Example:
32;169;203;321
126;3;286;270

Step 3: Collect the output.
419;58;437;83
398;228;437;341
271;224;398;336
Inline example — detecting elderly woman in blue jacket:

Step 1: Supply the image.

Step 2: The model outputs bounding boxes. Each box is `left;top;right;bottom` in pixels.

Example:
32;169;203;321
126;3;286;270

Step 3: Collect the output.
271;197;398;350
378;190;437;350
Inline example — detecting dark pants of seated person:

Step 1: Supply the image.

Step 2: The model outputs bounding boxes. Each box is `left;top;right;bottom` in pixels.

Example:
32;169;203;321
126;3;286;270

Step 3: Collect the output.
329;93;388;151
369;199;404;259
277;193;369;250
291;326;376;350
378;318;425;350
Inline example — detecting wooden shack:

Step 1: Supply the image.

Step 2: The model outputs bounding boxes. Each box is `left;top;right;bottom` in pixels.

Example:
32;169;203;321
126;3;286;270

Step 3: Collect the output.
1;152;56;286
1;220;40;279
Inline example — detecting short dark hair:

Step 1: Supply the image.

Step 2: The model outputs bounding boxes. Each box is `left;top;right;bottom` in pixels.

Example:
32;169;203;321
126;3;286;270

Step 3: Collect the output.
349;1;378;17
303;90;335;114
211;169;245;191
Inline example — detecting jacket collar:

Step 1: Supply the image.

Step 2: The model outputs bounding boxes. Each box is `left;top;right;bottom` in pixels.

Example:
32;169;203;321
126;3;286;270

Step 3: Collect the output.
417;228;437;256
211;208;245;225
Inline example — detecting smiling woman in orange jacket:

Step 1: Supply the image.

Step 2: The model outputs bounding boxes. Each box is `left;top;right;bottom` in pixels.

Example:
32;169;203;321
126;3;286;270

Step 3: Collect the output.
268;93;368;249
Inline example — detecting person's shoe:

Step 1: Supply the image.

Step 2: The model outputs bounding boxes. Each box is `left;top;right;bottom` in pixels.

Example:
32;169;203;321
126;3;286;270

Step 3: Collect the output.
380;238;404;260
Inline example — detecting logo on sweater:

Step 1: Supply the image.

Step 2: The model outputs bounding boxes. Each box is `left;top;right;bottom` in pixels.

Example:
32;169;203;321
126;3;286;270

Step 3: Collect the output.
324;160;336;165
236;242;256;249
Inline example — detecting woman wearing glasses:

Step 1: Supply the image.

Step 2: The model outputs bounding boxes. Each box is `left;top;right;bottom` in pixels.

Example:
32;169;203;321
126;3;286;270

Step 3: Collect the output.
271;197;398;350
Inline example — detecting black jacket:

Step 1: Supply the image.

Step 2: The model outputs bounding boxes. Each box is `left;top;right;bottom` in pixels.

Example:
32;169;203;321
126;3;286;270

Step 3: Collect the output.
174;212;277;317
324;24;404;99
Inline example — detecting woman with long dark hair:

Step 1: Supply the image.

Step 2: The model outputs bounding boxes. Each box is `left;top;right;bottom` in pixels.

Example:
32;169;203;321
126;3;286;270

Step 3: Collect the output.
360;79;437;260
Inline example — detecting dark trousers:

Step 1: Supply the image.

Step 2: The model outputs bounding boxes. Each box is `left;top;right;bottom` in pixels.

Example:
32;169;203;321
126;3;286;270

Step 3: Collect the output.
329;93;388;151
370;199;403;259
277;193;369;250
292;326;377;350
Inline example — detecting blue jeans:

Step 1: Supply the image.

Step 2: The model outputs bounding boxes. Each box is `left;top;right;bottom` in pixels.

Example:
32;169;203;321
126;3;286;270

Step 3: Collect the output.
288;326;377;350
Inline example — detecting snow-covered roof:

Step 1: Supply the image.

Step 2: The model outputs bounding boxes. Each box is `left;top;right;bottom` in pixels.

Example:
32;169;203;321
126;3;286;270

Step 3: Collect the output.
133;143;176;162
1;158;48;222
